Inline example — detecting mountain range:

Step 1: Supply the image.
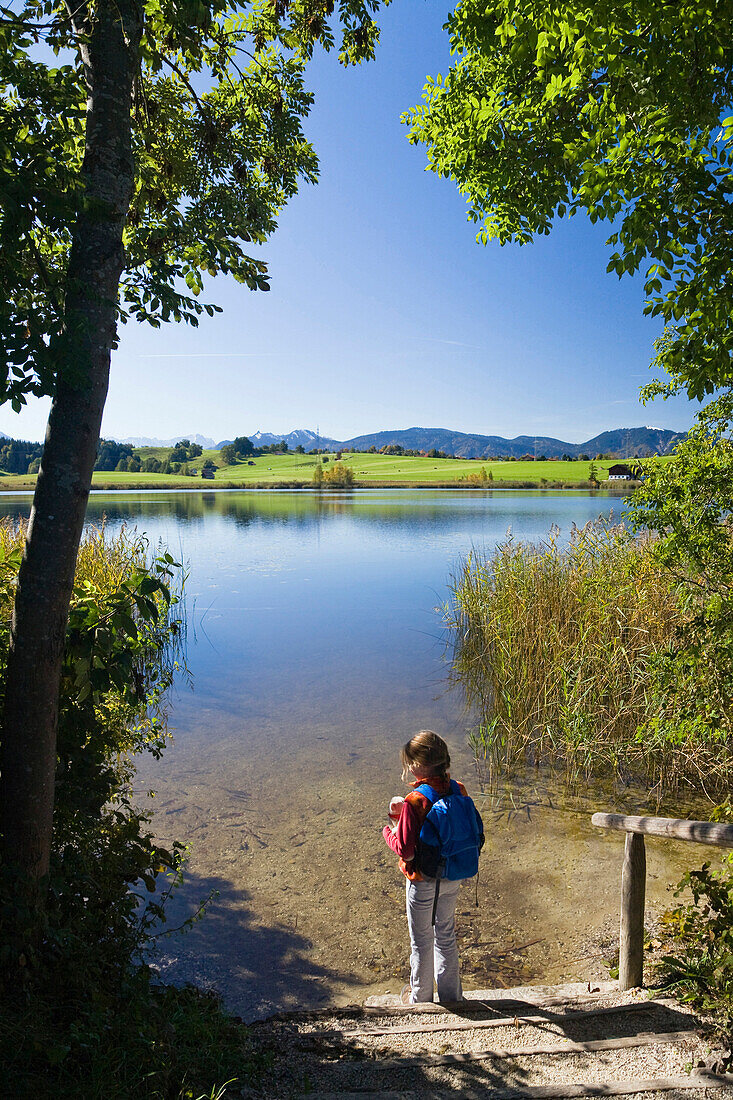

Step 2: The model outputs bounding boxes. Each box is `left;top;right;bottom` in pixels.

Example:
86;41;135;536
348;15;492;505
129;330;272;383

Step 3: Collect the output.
229;425;684;459
112;433;216;448
4;425;683;457
214;428;339;451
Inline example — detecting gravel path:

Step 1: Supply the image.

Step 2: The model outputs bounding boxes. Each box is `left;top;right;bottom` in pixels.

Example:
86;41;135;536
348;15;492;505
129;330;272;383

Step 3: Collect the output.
240;982;733;1098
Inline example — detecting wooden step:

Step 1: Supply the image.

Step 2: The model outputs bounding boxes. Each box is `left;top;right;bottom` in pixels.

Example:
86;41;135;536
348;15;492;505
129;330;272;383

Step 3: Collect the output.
369;1029;700;1067
361;986;618;1016
315;999;665;1040
362;981;618;1012
307;1070;733;1099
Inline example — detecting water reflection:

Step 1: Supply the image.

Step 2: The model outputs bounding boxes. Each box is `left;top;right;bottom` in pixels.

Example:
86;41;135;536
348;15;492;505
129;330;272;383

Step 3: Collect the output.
0;487;621;532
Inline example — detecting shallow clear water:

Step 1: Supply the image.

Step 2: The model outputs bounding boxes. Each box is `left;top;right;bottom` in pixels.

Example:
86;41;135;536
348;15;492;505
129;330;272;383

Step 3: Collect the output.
0;490;696;1017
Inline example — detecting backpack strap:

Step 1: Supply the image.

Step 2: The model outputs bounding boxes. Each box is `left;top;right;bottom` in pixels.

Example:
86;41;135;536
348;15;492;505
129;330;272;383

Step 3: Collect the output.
419;780;462;800
415;782;447;926
414;782;441;803
431;871;442;926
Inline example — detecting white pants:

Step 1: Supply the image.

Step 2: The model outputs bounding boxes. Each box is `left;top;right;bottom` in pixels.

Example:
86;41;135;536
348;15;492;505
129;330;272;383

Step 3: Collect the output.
405;877;463;1003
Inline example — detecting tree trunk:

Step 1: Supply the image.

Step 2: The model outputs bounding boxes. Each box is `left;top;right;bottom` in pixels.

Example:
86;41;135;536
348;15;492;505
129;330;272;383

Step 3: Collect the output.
0;0;142;883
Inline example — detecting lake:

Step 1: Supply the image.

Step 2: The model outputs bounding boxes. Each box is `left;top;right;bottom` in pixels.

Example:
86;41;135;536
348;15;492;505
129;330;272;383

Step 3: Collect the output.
0;490;694;1018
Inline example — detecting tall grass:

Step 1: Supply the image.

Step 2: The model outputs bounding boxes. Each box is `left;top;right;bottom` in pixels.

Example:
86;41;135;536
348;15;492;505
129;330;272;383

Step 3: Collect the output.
0;517;159;589
448;520;690;792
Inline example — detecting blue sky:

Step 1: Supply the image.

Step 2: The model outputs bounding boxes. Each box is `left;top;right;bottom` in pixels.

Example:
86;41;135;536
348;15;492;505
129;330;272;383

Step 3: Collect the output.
2;1;700;445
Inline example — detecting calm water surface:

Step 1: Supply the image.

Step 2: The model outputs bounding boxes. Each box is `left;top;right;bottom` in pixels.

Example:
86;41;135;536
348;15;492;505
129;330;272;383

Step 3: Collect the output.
0;490;693;1017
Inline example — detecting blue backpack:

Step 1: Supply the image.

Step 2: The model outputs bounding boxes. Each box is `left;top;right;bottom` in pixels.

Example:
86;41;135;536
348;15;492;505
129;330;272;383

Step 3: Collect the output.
415;780;484;923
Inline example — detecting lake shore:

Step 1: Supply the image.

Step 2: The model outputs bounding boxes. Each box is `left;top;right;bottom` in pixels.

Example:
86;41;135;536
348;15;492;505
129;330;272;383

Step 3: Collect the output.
0;476;638;493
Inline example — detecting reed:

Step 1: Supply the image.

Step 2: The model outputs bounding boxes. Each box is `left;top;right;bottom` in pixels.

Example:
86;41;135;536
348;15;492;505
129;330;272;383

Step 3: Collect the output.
0;517;150;586
447;520;694;792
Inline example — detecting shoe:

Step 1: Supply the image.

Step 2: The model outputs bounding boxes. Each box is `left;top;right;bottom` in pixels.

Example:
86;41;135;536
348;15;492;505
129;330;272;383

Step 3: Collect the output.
399;984;412;1005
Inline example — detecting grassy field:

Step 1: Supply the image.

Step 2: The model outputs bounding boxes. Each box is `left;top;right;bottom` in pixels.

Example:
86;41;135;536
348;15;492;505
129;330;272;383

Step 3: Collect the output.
0;452;643;491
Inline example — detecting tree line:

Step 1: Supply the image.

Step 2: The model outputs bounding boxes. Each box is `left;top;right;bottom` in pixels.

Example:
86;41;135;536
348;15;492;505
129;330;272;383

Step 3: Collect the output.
95;438;210;474
0;437;212;476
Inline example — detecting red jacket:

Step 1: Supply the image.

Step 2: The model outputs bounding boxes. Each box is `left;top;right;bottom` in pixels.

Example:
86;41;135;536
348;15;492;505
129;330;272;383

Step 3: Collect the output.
382;775;469;881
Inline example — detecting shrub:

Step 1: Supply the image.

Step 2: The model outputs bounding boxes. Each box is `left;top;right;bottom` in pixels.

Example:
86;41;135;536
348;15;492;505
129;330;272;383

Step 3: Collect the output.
322;462;354;487
1;525;184;988
656;845;733;1027
463;466;490;486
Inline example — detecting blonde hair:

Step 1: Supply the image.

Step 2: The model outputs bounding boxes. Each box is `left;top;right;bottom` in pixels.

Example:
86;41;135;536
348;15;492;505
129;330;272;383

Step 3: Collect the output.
401;730;451;782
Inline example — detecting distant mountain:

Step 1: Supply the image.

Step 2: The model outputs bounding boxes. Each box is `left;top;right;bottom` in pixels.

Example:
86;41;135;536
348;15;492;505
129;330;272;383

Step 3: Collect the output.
112;433;215;448
247;429;343;451
339;425;684;459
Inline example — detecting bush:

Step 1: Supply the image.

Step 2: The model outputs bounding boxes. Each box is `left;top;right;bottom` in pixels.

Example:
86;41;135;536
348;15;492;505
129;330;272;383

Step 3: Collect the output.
656;845;733;1027
463;466;490;486
1;525;183;985
1;977;266;1098
322;462;355;488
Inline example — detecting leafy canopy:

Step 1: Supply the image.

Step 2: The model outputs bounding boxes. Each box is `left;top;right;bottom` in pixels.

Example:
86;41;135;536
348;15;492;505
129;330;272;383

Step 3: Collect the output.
406;0;733;796
0;0;384;407
405;0;733;402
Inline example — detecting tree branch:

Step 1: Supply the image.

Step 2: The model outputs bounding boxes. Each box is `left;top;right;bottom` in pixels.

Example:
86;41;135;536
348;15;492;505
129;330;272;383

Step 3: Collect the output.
157;52;207;117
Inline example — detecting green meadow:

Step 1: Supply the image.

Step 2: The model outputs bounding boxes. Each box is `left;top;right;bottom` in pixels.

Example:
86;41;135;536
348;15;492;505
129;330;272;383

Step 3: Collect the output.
0;452;642;491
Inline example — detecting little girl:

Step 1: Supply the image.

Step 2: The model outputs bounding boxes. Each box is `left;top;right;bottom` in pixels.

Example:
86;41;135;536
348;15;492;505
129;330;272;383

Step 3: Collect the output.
383;730;483;1004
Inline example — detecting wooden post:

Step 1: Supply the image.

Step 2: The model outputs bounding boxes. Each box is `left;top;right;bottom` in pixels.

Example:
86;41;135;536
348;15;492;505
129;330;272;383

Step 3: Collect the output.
619;831;646;990
593;810;733;993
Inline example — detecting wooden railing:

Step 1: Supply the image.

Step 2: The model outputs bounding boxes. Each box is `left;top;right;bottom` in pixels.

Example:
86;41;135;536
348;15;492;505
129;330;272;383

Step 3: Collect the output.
591;812;733;990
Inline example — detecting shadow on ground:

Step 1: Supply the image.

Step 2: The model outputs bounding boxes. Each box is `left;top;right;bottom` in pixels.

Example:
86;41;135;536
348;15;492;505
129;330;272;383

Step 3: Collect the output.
148;869;354;1020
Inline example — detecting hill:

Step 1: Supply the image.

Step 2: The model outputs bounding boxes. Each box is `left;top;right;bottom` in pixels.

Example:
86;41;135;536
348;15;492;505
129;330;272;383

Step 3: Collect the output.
580;426;684;457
